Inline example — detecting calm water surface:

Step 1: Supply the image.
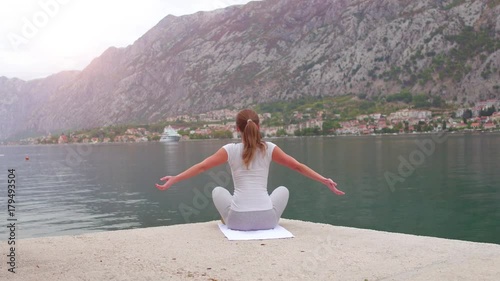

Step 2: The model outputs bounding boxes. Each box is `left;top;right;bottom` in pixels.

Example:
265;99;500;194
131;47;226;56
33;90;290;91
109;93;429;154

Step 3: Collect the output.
0;133;499;244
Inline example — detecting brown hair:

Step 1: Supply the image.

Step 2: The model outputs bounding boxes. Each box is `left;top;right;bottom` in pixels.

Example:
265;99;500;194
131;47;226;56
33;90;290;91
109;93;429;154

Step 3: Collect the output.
236;109;266;168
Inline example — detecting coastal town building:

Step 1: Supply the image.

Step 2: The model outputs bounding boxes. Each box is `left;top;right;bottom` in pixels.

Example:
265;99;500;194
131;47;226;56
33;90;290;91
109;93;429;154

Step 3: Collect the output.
58;134;68;144
491;112;500;121
388;109;432;121
483;123;496;130
11;101;500;145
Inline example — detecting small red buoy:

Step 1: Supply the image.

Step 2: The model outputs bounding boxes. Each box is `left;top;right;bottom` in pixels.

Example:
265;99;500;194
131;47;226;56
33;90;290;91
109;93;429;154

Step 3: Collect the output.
25;155;29;160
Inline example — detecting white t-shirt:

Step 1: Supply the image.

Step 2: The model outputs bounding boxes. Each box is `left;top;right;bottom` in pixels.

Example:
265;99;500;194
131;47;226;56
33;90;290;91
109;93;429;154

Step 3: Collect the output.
222;141;276;212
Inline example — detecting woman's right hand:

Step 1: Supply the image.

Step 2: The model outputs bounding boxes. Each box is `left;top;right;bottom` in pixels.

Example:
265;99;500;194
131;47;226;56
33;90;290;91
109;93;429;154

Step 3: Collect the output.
155;175;176;191
324;178;345;195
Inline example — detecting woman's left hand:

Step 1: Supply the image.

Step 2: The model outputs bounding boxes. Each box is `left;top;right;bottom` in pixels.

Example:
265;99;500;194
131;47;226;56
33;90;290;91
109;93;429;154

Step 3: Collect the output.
155;175;176;191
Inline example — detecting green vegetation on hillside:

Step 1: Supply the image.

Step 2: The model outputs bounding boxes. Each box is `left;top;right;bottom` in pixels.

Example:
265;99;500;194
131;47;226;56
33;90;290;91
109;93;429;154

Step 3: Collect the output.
487;0;500;8
382;90;444;108
438;26;499;81
254;91;453;127
442;0;466;10
388;25;500;87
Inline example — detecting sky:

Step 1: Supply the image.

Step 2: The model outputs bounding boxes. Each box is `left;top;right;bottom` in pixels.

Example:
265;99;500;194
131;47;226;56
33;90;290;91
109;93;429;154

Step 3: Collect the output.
0;0;254;81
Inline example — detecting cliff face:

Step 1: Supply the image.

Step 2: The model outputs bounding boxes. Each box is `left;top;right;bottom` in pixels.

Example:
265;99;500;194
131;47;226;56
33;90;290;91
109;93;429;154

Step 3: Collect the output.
1;0;499;140
0;71;79;139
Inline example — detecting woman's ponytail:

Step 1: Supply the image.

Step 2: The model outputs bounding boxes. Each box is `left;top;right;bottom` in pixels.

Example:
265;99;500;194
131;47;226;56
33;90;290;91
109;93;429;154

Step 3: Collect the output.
236;110;266;169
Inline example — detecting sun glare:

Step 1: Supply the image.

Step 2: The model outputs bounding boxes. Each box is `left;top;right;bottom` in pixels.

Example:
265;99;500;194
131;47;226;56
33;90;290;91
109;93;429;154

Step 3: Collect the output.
1;0;255;79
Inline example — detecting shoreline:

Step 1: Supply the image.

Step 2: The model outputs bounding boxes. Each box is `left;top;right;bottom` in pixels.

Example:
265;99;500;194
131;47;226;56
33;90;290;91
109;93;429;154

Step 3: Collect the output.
1;219;499;280
2;129;500;146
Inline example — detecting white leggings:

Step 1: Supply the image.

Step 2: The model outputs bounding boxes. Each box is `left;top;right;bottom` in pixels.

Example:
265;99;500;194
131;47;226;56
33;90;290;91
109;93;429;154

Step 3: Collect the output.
212;186;289;231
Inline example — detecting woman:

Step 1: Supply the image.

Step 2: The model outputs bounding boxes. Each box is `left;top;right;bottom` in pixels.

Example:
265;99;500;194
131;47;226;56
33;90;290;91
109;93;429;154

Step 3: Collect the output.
155;109;345;231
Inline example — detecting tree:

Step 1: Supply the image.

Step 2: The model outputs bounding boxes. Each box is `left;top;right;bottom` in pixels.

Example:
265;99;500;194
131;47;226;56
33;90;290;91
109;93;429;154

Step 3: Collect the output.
432;96;444;107
415;121;427;132
378;127;398;134
211;130;233;139
423;124;434;132
177;129;190;136
357;93;367;99
462;109;473;122
413;94;431;108
294;127;321;136
480;106;496;117
276;129;287;137
386;89;413;103
394;122;403;131
404;121;409;133
322;120;340;135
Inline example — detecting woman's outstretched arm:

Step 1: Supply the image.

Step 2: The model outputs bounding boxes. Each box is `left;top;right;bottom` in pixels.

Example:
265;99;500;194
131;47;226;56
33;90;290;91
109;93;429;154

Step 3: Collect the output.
155;147;228;191
272;146;345;195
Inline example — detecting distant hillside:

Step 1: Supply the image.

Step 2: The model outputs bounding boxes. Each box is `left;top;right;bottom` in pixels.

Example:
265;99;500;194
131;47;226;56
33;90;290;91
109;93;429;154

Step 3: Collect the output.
0;0;499;140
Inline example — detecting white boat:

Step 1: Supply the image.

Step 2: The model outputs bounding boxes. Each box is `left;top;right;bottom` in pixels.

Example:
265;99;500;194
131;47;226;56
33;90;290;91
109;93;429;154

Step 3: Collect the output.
159;126;181;142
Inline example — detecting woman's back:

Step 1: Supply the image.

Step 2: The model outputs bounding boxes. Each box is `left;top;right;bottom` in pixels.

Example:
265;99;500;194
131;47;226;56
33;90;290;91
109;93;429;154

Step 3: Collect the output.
155;108;343;231
223;141;276;212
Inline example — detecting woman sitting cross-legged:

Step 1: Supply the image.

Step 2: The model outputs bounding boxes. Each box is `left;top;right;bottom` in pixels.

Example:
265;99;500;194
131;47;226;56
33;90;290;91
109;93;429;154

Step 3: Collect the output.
155;109;345;231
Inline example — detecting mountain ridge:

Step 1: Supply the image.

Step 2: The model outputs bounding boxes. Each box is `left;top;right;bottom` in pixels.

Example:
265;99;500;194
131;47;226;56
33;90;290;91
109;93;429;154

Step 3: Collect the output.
0;0;499;140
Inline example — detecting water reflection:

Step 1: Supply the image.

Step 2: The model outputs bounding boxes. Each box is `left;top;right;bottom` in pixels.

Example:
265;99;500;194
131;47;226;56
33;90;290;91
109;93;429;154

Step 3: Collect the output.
0;134;498;243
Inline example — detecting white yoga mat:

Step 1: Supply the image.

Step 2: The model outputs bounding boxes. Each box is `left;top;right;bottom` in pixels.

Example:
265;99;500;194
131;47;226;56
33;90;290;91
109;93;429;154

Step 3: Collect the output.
218;223;294;241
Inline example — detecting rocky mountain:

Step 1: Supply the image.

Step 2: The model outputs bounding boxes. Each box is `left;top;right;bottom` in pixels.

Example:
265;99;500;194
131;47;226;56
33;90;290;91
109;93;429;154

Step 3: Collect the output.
1;0;499;140
0;71;79;139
